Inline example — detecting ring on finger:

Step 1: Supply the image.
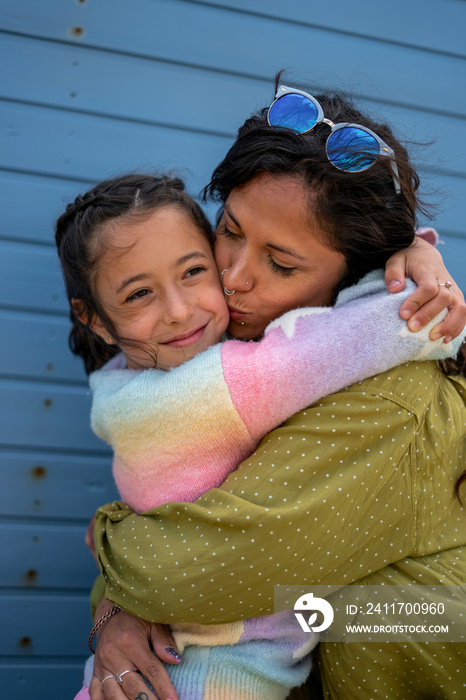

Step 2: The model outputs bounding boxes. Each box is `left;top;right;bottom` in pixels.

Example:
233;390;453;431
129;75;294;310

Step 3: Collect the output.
115;669;136;685
101;674;114;688
438;280;454;293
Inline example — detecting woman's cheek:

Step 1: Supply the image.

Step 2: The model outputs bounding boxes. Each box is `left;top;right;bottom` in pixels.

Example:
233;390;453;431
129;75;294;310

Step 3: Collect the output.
214;234;234;272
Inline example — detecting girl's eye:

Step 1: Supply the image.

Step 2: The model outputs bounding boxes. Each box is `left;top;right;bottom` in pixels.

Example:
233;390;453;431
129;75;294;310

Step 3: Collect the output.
184;265;207;278
268;257;296;277
126;289;151;302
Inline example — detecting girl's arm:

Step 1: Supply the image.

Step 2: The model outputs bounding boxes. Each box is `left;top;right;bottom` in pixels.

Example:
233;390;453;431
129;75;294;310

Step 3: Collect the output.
92;272;464;510
385;234;466;342
221;271;464;442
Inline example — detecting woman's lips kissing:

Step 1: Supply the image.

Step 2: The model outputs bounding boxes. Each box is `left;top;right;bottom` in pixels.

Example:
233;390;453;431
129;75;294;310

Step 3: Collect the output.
228;306;249;322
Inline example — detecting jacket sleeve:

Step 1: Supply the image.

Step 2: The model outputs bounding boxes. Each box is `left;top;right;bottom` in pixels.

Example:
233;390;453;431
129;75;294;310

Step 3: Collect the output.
94;383;419;624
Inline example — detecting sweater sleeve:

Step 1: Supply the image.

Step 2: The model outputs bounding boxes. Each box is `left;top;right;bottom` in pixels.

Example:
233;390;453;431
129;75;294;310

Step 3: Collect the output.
92;272;463;464
220;273;464;440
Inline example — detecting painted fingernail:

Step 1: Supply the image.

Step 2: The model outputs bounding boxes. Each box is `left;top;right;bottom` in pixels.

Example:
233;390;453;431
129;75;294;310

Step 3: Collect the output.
166;647;181;661
388;280;402;291
409;320;421;331
401;309;410;319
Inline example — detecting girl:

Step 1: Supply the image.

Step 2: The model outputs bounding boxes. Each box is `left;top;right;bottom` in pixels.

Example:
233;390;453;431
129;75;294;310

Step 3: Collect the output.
55;165;464;699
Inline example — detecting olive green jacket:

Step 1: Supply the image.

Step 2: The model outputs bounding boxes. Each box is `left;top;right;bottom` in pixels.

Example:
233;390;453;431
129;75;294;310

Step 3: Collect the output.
94;360;466;698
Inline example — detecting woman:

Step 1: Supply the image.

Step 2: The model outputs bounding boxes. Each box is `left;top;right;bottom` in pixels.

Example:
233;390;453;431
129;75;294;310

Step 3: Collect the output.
87;86;466;700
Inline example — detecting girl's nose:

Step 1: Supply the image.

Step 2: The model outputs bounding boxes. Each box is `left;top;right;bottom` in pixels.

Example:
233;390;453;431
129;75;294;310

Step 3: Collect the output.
164;288;194;324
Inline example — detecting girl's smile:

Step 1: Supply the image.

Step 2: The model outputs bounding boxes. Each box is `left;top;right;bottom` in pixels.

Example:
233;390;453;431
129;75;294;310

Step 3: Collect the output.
90;206;230;370
162;324;209;348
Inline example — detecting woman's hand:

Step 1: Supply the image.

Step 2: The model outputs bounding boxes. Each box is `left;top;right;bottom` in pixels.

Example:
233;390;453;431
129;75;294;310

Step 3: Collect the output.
385;236;466;342
89;598;180;700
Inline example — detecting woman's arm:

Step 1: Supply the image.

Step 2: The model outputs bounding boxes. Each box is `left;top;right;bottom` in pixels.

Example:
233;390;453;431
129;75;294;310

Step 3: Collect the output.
385;235;466;341
94;380;419;624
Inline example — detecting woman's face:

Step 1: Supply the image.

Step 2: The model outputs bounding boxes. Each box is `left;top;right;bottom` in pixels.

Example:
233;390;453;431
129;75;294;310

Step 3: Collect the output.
215;174;347;339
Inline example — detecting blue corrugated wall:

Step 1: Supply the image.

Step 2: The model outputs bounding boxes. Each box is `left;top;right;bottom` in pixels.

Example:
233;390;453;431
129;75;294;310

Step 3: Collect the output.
1;2;465;698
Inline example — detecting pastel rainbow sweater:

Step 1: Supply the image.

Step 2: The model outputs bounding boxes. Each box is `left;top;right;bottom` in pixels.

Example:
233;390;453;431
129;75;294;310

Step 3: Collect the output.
90;270;465;513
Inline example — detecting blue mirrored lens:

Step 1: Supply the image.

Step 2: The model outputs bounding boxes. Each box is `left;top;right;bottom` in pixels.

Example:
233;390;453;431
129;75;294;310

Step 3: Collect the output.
268;94;319;133
327;127;379;172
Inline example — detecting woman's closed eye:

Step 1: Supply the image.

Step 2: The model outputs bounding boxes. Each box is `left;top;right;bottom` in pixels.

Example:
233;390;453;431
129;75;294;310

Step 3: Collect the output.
268;257;296;277
218;223;240;240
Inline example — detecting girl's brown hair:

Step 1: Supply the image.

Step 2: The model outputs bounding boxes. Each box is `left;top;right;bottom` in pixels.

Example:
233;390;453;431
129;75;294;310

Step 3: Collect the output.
56;173;213;374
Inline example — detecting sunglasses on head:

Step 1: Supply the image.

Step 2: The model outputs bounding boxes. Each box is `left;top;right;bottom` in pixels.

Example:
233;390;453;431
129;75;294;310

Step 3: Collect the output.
267;85;401;194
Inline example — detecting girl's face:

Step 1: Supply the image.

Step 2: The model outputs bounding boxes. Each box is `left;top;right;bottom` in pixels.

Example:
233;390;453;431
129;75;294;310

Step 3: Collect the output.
214;174;347;340
91;206;229;370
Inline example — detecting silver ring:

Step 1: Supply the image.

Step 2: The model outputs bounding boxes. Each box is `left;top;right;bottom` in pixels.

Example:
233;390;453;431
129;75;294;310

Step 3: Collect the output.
101;674;114;688
115;670;135;685
224;286;235;296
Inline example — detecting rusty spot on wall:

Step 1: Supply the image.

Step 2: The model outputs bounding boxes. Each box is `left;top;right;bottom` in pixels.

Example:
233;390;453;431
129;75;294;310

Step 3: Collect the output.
70;26;85;37
19;637;32;648
24;569;38;586
43;398;52;409
31;465;47;479
46;363;54;371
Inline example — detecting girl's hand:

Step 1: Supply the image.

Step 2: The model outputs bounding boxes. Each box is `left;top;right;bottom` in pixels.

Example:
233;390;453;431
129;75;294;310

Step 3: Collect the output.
385;236;466;342
89;599;180;700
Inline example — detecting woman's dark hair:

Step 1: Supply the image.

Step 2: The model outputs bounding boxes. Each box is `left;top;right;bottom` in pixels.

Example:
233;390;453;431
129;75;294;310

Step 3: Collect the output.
205;85;422;295
204;77;466;500
55;173;213;374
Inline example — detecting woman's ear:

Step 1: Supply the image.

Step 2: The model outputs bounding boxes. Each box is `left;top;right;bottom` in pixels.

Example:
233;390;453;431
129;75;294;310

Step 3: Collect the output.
71;298;115;345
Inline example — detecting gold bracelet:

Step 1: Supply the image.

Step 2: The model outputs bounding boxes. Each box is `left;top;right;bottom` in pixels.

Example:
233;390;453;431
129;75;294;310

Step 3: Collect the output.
88;605;121;654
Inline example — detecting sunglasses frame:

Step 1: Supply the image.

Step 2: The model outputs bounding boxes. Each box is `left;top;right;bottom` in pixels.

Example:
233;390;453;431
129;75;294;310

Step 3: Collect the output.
268;85;401;194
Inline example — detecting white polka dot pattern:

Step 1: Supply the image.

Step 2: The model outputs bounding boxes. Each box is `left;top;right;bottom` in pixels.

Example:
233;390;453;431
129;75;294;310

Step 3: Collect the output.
95;361;466;698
